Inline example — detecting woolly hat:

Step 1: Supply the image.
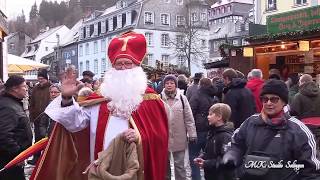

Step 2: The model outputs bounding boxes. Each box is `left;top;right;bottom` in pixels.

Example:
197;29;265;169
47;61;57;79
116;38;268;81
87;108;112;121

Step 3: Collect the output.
4;75;25;89
163;74;178;86
260;79;288;104
37;69;48;80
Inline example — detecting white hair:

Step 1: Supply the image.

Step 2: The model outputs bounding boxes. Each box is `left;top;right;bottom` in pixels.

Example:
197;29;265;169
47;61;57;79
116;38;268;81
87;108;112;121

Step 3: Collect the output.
99;66;147;118
250;69;263;79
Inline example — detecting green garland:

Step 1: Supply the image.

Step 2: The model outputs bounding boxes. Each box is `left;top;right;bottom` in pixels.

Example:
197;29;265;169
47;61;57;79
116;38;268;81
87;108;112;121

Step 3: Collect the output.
246;28;320;43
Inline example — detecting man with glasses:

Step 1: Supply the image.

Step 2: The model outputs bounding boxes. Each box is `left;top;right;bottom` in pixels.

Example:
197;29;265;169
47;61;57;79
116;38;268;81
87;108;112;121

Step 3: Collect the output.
0;75;33;180
222;79;320;180
34;31;169;180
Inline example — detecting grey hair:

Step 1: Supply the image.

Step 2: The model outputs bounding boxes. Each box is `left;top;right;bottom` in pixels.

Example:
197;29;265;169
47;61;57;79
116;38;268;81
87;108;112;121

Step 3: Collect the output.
49;83;61;92
250;69;263;79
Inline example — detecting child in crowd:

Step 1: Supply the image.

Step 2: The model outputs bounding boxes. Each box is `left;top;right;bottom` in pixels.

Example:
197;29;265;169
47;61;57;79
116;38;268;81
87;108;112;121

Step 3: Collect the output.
194;103;234;180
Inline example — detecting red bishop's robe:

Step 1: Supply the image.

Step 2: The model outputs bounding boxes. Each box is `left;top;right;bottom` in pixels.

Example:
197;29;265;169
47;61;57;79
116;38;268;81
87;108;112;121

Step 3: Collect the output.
30;87;168;180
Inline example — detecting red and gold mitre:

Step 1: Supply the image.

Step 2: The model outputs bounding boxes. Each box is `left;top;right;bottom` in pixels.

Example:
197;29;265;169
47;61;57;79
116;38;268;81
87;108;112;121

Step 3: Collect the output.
107;31;147;65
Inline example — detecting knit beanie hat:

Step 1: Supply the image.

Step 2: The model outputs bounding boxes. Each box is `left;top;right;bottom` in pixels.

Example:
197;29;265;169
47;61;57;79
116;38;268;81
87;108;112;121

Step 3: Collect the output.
37;69;48;80
4;75;25;90
163;74;178;86
260;79;288;104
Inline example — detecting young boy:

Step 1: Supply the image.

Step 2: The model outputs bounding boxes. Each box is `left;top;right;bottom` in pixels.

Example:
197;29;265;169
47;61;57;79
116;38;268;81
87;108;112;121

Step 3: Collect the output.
194;103;234;180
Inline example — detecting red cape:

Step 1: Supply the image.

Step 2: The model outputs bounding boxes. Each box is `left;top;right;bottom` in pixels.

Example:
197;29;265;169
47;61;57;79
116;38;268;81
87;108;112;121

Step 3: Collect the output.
31;87;168;180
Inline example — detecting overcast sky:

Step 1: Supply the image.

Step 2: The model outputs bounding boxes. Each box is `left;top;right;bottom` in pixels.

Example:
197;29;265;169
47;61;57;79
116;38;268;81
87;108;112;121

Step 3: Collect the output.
6;0;63;20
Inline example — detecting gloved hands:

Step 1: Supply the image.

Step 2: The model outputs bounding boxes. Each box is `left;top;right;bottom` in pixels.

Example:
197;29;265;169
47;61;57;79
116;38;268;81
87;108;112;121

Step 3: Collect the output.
221;152;237;169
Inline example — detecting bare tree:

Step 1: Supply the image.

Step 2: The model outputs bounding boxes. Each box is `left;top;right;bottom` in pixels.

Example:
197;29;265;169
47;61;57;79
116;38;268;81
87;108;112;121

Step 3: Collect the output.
170;20;209;73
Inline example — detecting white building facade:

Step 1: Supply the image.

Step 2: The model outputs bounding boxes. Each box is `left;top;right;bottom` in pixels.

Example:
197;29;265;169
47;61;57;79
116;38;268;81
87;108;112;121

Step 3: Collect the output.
78;0;210;78
21;25;70;63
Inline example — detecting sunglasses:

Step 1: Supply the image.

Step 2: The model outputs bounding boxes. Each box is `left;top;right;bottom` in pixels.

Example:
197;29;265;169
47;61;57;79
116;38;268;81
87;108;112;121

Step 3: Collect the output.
260;96;280;104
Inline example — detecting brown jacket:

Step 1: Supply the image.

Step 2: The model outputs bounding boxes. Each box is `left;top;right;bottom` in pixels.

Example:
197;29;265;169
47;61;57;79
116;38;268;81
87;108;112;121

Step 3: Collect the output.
29;82;51;121
88;135;140;180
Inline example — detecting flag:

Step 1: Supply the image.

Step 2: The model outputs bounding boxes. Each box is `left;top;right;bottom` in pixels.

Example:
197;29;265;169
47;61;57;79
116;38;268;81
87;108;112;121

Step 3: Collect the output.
0;137;48;172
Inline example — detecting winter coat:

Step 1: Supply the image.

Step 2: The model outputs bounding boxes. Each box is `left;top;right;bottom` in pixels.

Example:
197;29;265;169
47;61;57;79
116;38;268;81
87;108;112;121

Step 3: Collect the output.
202;123;234;180
223;78;256;129
0;93;33;163
161;90;197;152
290;82;320;119
29;82;51;122
186;83;199;100
225;113;320;180
189;86;219;132
288;84;299;105
246;78;264;112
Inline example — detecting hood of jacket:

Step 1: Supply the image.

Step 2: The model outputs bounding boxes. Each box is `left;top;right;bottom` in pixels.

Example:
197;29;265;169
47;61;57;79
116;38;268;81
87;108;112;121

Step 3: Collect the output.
208;122;234;134
199;85;217;97
246;78;264;91
226;78;247;90
299;82;320;97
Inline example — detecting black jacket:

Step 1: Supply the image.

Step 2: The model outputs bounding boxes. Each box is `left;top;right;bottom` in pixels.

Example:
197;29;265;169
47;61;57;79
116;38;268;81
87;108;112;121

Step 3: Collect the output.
189;86;219;132
225;114;320;180
223;78;256;129
290;82;320;119
202;123;234;180
0;93;33;159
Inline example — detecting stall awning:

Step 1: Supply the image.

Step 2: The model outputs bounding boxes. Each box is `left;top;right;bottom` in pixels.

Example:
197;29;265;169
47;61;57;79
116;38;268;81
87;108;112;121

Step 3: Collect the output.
8;54;49;74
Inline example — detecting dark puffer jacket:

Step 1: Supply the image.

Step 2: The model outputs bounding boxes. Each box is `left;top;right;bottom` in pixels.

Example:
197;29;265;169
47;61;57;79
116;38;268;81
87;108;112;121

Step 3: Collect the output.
0;93;33;158
202;123;234;180
223;78;256;129
225;114;320;180
189;85;219;132
290;82;320;119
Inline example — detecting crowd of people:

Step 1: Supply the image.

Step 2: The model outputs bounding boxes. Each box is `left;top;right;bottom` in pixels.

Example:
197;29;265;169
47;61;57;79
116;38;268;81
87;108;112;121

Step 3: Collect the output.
0;31;320;180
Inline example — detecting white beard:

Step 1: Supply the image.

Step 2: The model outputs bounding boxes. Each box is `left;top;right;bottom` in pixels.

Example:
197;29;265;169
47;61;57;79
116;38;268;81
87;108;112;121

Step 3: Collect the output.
99;67;147;118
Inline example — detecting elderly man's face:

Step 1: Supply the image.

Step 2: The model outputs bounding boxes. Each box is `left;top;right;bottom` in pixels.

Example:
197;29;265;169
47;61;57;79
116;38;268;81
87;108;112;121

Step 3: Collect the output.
113;58;137;70
261;94;285;116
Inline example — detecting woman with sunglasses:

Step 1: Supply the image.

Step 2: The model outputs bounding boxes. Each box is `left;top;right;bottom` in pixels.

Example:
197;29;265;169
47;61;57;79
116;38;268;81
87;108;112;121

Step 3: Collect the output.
221;79;320;180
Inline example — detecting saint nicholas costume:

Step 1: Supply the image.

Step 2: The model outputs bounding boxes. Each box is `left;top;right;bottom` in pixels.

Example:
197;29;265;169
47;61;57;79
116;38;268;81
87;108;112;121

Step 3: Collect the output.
30;32;169;180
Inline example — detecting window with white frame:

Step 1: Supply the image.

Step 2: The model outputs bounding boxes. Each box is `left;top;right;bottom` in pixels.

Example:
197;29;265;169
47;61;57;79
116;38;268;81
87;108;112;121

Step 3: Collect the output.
79;62;83;74
85;43;89;55
162;55;170;67
176;35;184;48
101;58;106;73
86;60;90;70
94;41;98;54
144;12;154;24
79;45;83;56
176;0;183;5
161;34;170;47
145;32;153;46
101;39;106;52
295;0;307;5
94;59;98;74
191;12;197;22
161;14;170;25
177;15;185;26
266;0;277;11
146;54;153;65
201;13;206;21
177;55;185;67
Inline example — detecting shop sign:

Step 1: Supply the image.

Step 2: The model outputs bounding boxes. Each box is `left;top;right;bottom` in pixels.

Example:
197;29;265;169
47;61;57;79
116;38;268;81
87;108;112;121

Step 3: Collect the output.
267;5;320;34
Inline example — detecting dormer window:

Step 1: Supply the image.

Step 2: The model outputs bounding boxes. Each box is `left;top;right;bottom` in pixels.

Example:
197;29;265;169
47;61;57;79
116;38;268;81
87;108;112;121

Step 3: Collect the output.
117;1;127;9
